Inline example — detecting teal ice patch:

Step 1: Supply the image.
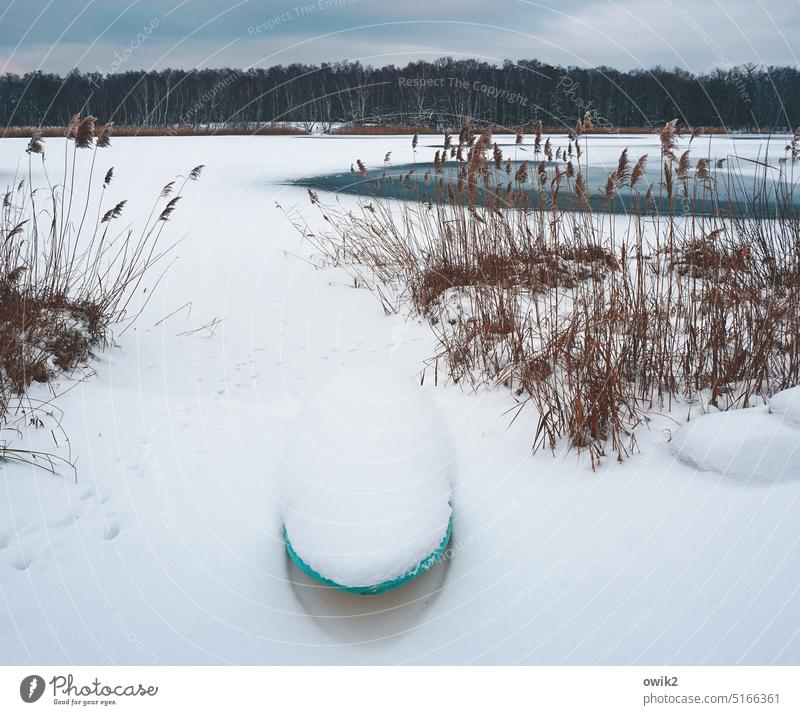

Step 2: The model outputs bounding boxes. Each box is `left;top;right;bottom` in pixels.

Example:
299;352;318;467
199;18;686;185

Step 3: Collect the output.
284;516;453;595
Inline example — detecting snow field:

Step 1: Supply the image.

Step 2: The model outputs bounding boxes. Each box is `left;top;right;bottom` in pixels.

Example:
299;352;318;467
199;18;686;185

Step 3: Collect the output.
0;132;798;664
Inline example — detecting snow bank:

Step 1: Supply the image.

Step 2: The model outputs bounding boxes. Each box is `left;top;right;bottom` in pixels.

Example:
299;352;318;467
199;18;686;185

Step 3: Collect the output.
769;386;800;428
282;365;453;588
670;406;800;484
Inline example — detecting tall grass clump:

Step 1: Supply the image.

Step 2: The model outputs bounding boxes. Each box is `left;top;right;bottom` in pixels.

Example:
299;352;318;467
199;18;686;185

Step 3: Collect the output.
2;123;308;138
1;114;202;463
285;119;800;467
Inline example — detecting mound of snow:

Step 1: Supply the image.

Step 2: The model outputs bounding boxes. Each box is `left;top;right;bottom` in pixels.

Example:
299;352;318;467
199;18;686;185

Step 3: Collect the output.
671;407;800;484
282;365;453;588
769;386;800;428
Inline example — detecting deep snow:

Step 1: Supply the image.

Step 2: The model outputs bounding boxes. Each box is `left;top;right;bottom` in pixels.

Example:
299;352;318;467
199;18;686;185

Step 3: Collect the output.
1;132;799;665
670;407;800;484
770;385;800;427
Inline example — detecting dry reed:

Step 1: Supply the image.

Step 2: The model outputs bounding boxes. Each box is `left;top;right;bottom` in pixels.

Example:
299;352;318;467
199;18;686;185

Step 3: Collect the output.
1;114;201;467
284;120;800;468
2;124;308;139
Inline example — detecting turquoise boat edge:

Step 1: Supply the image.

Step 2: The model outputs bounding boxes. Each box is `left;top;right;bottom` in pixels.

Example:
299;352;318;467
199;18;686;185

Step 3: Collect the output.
284;515;453;595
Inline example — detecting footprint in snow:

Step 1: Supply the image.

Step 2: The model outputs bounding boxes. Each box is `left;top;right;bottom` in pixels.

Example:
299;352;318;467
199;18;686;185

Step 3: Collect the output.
12;557;31;571
103;521;122;541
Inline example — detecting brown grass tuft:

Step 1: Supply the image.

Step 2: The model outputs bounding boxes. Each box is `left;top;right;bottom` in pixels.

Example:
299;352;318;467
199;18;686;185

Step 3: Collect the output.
1;113;201;468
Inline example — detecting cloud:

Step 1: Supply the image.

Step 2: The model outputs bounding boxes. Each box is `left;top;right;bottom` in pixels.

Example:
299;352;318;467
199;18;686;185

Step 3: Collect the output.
0;0;796;74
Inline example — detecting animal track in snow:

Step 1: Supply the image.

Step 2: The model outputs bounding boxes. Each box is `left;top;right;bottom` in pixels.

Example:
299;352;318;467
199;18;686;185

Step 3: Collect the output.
47;512;77;530
12;557;31;571
103;521;122;541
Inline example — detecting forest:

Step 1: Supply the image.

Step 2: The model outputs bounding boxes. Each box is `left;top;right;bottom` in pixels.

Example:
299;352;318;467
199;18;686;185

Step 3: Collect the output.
1;58;798;130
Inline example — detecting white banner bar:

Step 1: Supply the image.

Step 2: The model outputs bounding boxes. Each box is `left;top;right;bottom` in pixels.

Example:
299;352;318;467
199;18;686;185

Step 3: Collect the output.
1;666;798;714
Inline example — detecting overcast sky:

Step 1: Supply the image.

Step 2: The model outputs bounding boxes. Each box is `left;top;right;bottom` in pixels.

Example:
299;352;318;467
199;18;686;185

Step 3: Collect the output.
1;0;798;75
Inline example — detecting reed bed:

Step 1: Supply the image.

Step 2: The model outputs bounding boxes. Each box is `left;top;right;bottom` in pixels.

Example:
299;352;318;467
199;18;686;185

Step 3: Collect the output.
286;119;800;467
2;123;308;139
3;124;732;139
329;124;731;136
450;125;730;136
330;125;446;136
1;114;201;466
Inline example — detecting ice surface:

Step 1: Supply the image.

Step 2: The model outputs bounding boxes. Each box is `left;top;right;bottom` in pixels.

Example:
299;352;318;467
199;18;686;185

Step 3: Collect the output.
1;133;799;664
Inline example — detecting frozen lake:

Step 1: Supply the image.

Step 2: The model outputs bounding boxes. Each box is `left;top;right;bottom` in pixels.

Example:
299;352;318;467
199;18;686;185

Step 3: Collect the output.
1;133;798;665
293;133;799;216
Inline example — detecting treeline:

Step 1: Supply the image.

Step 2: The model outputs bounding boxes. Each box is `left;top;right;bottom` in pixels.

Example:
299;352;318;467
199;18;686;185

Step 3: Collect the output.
1;58;798;131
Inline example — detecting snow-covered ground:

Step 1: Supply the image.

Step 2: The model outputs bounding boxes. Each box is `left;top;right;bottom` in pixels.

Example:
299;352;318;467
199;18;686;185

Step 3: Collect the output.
1;133;799;665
